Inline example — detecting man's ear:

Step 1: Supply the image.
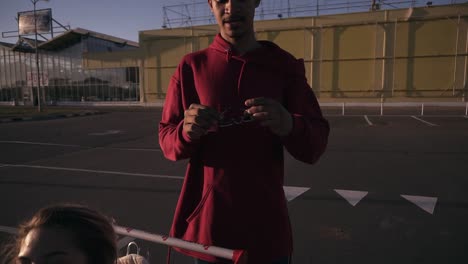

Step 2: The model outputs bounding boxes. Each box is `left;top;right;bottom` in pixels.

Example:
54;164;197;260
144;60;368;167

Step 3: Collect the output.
208;0;216;13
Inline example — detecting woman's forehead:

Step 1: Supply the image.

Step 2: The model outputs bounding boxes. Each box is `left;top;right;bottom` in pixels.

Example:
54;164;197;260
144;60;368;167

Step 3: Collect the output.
20;227;78;256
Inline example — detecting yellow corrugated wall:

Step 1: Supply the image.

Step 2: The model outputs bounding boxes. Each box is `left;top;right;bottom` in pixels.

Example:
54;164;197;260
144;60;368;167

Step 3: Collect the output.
87;4;468;102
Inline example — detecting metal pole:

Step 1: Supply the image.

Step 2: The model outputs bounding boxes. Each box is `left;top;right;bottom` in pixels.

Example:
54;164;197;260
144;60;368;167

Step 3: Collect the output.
463;28;468;102
318;26;323;98
113;225;244;262
33;0;41;112
380;94;384;116
392;19;397;97
381;11;388;95
453;14;460;96
316;0;319;16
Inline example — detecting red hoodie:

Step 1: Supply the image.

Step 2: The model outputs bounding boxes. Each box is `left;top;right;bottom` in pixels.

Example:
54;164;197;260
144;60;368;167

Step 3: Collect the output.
159;34;329;263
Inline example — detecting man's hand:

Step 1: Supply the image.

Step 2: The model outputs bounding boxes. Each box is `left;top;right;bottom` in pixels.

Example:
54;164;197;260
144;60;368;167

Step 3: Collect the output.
183;104;219;140
245;97;293;136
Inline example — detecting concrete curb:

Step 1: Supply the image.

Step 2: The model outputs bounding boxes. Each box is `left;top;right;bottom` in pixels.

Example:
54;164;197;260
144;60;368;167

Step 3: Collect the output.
53;101;467;108
56;101;165;107
0;110;103;124
3;101;466;108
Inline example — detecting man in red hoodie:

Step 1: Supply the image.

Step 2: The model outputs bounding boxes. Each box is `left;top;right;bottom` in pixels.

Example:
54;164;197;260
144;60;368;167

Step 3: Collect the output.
159;0;330;263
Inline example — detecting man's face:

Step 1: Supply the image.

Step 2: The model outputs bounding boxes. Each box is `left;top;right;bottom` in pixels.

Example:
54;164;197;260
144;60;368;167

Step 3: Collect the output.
208;0;260;42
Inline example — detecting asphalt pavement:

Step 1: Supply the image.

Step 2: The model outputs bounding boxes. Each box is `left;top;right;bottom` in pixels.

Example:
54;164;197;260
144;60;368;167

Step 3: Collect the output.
0;106;467;264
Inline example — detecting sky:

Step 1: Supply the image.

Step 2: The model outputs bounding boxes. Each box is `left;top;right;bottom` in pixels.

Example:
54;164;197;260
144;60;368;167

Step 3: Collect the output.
0;0;172;44
0;0;461;45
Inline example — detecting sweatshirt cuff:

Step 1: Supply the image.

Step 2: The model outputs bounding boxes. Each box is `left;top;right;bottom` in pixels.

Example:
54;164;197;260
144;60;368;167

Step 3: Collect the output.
281;114;305;143
179;121;200;145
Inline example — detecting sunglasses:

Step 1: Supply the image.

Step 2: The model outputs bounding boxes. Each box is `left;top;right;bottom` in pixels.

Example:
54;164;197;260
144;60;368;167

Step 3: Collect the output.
218;107;255;128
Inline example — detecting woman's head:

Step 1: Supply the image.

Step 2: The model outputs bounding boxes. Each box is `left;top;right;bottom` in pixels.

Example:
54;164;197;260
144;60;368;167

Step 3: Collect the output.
5;203;117;264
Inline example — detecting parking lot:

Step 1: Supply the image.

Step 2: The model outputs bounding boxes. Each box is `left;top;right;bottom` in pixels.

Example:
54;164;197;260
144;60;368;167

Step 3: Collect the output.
1;106;467;264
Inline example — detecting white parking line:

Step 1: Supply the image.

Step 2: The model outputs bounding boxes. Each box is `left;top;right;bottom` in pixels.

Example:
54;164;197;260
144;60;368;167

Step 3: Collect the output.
364;115;373;126
0;141;82;148
89;130;122;136
0;163;308;203
111;147;161;152
0;163;184;180
0;141;161;152
411;116;438;126
0;225;17;234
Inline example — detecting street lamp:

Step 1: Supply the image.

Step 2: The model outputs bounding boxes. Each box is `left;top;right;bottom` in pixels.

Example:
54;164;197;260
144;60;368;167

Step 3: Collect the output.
31;0;49;112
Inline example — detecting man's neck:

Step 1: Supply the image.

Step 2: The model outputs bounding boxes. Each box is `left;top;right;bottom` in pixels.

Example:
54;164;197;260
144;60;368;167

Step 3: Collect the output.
222;33;260;55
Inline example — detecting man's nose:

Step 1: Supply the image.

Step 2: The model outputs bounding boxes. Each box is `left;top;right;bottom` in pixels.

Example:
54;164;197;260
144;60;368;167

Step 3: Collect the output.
225;0;241;14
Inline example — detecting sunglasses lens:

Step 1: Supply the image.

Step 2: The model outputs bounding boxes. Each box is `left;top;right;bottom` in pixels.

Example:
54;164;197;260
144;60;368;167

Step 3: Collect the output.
217;108;254;128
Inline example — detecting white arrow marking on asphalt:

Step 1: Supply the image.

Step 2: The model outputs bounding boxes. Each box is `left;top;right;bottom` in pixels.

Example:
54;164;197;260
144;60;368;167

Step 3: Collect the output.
283;186;310;202
334;189;368;207
88;130;122;136
401;195;437;215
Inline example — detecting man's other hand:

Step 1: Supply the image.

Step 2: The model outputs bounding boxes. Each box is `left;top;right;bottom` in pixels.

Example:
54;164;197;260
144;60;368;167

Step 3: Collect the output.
245;97;293;137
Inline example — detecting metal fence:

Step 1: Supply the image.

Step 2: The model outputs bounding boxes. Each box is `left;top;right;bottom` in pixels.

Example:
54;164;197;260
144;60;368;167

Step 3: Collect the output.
162;0;466;28
0;35;140;104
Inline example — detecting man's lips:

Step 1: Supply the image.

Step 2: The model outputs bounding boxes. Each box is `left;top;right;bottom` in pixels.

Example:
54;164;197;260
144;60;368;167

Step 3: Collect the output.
223;17;245;23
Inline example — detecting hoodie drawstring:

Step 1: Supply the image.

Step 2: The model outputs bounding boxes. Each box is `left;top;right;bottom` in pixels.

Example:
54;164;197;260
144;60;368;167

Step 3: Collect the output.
237;59;246;95
224;48;246;97
225;48;232;62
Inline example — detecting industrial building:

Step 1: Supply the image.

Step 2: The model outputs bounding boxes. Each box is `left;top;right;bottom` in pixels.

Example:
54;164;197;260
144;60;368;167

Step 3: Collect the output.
0;28;139;104
1;2;467;105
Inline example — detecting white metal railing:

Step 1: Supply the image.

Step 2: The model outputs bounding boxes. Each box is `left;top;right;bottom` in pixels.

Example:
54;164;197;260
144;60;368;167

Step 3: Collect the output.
319;101;468;116
114;226;247;264
0;225;248;264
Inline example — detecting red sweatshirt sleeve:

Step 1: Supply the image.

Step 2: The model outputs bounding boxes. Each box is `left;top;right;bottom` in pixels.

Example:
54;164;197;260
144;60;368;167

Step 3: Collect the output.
159;60;200;161
281;58;330;164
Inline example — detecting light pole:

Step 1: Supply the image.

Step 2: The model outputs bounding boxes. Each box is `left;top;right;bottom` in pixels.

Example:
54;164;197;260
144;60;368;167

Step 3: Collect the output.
31;0;49;112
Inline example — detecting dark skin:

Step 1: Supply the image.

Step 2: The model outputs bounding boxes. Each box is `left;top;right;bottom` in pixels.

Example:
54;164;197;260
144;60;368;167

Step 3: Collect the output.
182;0;293;140
183;97;292;140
